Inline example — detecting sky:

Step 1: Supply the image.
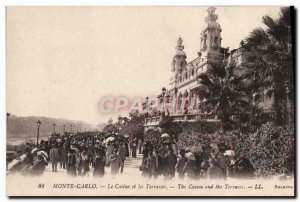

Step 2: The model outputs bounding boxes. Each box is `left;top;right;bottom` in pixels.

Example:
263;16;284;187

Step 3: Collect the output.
6;6;282;125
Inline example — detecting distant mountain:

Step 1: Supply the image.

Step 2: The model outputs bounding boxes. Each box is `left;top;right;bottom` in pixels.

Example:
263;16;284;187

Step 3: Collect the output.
7;114;98;139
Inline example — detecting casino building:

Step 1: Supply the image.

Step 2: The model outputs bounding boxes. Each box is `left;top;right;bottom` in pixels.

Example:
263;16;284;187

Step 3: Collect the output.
143;7;274;130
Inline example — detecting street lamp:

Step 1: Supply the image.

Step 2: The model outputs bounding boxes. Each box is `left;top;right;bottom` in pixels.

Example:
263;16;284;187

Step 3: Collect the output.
70;124;73;133
146;97;149;117
36;120;41;147
63;124;65;134
161;87;167;114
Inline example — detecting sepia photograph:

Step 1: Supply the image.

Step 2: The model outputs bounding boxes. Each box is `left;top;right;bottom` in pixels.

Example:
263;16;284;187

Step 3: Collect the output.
5;6;295;197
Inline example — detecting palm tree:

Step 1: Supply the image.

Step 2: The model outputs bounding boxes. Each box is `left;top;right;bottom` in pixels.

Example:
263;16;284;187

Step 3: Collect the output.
244;7;293;125
198;61;251;131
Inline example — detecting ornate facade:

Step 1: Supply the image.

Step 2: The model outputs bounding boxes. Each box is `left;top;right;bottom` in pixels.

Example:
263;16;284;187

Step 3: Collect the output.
168;7;223;121
144;7;274;130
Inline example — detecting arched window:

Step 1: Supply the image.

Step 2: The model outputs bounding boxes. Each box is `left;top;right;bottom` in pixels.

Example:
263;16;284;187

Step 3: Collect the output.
191;68;195;77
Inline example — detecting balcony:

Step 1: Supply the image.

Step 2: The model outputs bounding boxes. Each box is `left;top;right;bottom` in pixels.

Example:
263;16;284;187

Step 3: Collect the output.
171;113;220;122
143;113;220;127
144;116;162;126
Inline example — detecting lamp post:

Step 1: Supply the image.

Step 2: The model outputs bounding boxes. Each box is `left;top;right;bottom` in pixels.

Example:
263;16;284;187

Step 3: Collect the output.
146;96;149;117
63;124;65;134
161;87;166;115
36;120;41;147
70;124;73;133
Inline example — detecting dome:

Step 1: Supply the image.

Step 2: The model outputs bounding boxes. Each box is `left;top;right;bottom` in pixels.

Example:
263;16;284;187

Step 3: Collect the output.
175;37;187;57
207;21;221;30
175;49;186;57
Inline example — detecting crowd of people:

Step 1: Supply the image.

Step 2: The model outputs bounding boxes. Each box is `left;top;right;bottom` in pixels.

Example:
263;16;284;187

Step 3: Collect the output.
140;132;255;180
10;130;255;181
19;132;142;177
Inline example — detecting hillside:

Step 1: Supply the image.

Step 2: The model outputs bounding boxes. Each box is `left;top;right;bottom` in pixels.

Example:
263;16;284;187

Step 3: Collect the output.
7;114;97;139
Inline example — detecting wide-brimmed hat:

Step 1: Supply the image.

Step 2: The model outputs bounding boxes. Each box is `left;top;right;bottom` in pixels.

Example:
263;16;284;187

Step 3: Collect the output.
161;133;170;138
185;152;196;160
224;150;235;157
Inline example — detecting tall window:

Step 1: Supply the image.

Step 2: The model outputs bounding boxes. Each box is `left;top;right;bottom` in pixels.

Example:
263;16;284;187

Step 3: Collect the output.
191;68;195;77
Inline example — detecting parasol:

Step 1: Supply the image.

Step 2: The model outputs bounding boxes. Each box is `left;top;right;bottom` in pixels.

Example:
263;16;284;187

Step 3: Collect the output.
161;133;170;138
37;150;48;160
185;152;196;160
224;150;235;157
103;136;115;143
189;145;203;153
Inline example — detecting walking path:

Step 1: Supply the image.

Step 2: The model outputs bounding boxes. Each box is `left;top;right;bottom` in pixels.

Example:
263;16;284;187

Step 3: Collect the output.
43;153;143;178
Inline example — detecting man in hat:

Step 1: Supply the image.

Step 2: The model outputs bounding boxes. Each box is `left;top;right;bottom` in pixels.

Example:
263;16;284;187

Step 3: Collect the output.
183;152;196;179
118;142;127;173
216;143;227;179
176;149;187;179
49;144;59;172
132;138;137;158
93;152;105;177
207;158;223;180
235;153;254;179
138;139;143;154
165;148;177;178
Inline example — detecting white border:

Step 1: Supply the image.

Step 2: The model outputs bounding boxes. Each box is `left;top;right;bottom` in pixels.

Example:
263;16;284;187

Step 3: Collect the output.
0;1;299;202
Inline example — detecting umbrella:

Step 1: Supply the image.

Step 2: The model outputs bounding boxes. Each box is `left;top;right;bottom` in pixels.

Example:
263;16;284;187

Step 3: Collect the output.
124;134;130;138
37;150;48;160
103;136;115;143
185;152;196;160
224;150;235;157
161;133;170;138
189;145;203;153
105;133;115;138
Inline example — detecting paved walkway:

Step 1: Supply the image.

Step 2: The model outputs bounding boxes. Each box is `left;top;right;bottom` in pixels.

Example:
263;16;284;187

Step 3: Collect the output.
43;153;143;177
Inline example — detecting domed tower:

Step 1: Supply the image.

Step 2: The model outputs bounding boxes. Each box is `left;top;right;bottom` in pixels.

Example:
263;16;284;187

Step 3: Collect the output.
200;7;222;52
199;7;223;65
171;37;187;74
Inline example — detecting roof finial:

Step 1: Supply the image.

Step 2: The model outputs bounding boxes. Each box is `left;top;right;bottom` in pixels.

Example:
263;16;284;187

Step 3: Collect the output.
176;36;183;48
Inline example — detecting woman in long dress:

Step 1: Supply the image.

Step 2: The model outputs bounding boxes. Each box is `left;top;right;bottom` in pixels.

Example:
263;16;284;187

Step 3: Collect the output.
81;150;90;176
93;153;105;177
67;149;77;177
110;150;120;176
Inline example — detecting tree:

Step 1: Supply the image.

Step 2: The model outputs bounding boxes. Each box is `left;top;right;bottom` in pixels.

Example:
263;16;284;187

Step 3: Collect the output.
244;7;293;126
119;113;145;138
198;61;251;131
103;118;117;133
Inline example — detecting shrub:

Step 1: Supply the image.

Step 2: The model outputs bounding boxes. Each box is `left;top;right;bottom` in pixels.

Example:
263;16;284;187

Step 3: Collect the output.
247;122;294;175
176;122;294;176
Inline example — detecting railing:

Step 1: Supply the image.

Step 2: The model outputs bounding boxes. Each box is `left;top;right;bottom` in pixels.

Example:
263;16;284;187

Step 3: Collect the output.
172;113;219;122
144;113;220;126
144;116;162;125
